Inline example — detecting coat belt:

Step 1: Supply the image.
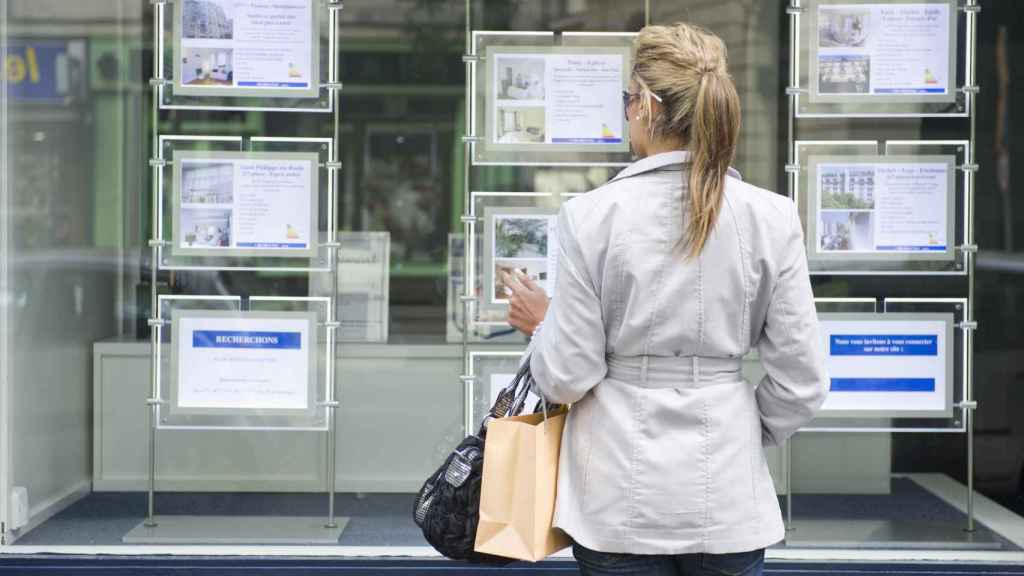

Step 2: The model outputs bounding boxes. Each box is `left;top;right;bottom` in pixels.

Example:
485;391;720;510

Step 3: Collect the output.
606;354;743;388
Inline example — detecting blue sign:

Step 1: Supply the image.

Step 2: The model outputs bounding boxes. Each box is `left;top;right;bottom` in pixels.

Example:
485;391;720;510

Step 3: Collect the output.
5;40;71;102
830;334;938;356
831;378;936;393
193;330;302;350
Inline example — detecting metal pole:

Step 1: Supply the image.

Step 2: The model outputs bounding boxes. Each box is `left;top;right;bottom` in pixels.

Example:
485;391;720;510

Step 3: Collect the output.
325;0;341;530
644;0;650;27
145;0;164;528
460;0;474;436
965;0;979;534
785;439;793;531
783;0;800;536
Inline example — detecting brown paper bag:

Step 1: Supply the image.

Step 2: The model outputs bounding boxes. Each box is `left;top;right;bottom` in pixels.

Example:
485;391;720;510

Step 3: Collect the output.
474;406;571;562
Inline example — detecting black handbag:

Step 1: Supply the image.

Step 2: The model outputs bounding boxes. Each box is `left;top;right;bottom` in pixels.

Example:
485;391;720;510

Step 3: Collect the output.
412;357;544;564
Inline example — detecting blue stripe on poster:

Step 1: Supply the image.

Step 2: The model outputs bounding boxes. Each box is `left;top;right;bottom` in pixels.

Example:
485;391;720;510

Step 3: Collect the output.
831;378;935;392
830;334;938;356
193;331;302;350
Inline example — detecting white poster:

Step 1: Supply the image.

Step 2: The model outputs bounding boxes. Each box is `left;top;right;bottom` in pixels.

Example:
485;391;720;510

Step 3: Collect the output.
816;160;949;254
176;315;311;410
490;213;558;304
178;0;315;94
337;232;390;342
176;154;315;256
819;315;951;415
491;52;625;146
815;3;952;99
490;373;541;414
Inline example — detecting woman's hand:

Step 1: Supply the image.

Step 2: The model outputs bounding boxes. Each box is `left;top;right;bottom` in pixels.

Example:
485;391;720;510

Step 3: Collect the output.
501;270;550;337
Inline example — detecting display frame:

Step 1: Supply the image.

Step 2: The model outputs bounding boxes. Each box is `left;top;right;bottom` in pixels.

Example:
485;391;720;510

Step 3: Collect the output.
470;31;637;167
308;231;390;343
794;139;968;275
793;0;968;117
158;0;337;112
157;135;335;272
468;191;566;330
156;295;331;431
466;349;534;433
800;297;968;433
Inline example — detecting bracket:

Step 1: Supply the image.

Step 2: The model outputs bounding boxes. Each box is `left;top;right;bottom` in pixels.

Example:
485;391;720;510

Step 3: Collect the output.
149;78;170;88
958;320;978;331
462;55;482;63
318;400;340;408
147;318;168;327
322;81;343;91
147;239;170;248
145;397;165;406
960;85;980;94
148;158;168;168
460;295;476;303
324;161;343;170
462;136;483;144
785;86;806;96
959;163;979;172
322;321;341;329
957;400;979;410
784;164;801;174
960;4;981;14
959;244;979;255
459;375;476;383
786;6;803;15
460;215;477;224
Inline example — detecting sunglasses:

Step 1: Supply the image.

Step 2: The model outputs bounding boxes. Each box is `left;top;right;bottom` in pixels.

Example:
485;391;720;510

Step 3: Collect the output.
622;89;664;121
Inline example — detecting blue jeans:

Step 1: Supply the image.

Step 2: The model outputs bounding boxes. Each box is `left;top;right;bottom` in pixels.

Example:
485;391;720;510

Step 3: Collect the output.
573;542;764;576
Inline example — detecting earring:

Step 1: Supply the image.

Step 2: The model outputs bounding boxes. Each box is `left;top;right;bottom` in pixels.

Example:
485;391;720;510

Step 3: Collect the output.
635;115;641;120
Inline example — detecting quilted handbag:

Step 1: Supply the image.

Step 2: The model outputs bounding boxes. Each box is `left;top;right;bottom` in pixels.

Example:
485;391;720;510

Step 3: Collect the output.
412;358;542;564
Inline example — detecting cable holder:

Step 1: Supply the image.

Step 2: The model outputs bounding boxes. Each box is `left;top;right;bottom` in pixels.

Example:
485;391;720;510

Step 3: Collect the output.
462;54;483;63
327;0;343;9
321;320;341;329
323;161;343;170
318;400;340;408
459;375;476;383
959;85;980;95
145;397;165;406
784;164;801;174
147;318;168;328
958;163;979;172
459;295;476;303
786;5;803;15
149;78;170;88
147;239;170;248
462;136;483;144
321;81;343;91
460;215;477;224
148;158;168;168
959;244;979;255
960;4;981;14
957;400;979;410
785;86;806;96
958;320;978;331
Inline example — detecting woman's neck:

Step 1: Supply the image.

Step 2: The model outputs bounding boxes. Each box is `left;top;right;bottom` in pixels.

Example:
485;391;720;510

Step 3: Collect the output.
642;138;687;158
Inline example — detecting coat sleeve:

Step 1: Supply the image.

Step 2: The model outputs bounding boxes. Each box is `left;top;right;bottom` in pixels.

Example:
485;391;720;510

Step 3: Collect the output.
530;205;607;405
755;201;829;446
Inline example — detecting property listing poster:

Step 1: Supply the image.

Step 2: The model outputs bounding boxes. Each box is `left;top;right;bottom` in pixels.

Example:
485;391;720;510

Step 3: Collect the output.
178;0;314;93
176;315;311;410
818;316;950;415
490;213;558;304
177;155;314;256
815;160;949;255
814;3;952;100
491;51;625;147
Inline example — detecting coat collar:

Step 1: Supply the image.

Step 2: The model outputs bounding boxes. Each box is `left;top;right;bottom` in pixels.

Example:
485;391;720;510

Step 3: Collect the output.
609;151;742;184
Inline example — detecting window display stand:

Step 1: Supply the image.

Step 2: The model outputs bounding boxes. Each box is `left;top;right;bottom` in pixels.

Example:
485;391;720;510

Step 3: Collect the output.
782;0;983;546
124;0;347;545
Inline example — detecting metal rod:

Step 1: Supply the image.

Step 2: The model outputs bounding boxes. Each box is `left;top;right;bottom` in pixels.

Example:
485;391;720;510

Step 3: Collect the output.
644;0;650;27
965;0;978;534
460;0;474;436
787;0;798;201
325;1;341;530
145;0;164;528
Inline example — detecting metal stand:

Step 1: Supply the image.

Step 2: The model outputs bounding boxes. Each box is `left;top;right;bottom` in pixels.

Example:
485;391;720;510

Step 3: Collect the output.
128;0;348;544
784;0;981;537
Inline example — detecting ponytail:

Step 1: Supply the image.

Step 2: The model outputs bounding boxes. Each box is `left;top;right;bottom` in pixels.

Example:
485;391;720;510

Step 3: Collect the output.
632;23;741;259
685;69;740;258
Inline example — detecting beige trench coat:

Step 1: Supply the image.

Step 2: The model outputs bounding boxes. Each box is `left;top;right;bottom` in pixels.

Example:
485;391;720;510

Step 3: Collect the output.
530;151;829;555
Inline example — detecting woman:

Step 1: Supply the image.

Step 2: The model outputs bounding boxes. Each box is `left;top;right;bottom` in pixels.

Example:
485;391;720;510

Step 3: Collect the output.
502;23;828;576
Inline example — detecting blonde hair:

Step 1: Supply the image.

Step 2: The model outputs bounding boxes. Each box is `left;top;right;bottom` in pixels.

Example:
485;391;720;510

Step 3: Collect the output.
633;23;741;258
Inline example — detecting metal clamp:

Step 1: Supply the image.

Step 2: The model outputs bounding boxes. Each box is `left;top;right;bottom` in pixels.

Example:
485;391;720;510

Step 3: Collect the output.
145;397;165;406
324;161;343;170
784;164;801;174
957;400;979;410
327;0;343;9
322;241;342;249
959;163;979;172
959;244;979;254
149;0;169;6
148;78;170;88
322;81;343;91
960;4;981;14
461;136;483;143
147;239;170;248
322;321;341;329
460;295;476;303
147;318;167;327
148;158;168;168
785;86;806;96
958;320;979;331
462;54;482;63
460;215;477;224
786;6;803;15
459;375;476;383
319;400;340;408
960;85;980;94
